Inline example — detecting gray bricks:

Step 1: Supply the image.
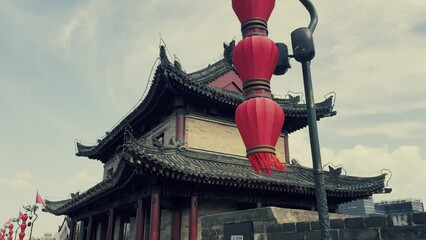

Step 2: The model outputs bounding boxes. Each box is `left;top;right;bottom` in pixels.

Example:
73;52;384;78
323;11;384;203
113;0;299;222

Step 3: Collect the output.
296;222;310;232
364;216;387;228
413;212;426;225
267;223;296;233
344;217;365;229
339;229;380;240
330;219;345;229
202;208;426;240
305;230;339;240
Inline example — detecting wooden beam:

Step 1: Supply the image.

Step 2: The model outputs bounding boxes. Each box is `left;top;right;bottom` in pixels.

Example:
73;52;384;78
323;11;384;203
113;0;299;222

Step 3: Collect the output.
149;188;161;240
135;198;145;240
188;195;198;240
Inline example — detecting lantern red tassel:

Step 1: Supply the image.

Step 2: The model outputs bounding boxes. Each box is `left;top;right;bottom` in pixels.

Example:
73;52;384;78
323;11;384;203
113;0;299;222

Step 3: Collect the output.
235;98;286;175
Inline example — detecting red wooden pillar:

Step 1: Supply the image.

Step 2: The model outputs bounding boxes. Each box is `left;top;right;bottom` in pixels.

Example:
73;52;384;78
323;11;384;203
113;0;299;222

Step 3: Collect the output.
86;216;93;240
176;112;186;141
149;188;161;240
106;209;114;240
188;195;198;240
171;210;181;240
135;198;145;240
284;132;290;164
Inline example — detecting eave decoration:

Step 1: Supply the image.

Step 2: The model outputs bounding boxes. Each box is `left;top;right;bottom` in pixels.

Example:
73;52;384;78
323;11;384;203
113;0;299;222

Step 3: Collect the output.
232;0;285;175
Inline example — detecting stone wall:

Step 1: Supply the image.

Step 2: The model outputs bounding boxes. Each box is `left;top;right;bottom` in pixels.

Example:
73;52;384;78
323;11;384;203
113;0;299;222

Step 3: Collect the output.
186;115;285;160
201;207;426;240
267;213;426;240
202;207;348;240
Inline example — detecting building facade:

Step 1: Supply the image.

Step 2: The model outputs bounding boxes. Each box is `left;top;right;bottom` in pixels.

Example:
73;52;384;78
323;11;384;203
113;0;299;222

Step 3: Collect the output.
45;43;390;240
375;199;424;215
338;199;376;216
338;198;424;216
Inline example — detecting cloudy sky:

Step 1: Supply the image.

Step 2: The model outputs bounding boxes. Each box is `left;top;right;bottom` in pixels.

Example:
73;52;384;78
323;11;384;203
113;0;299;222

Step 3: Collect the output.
1;0;425;235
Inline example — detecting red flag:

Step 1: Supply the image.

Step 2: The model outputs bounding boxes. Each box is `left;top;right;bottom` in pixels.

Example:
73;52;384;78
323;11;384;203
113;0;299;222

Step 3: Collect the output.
35;192;46;206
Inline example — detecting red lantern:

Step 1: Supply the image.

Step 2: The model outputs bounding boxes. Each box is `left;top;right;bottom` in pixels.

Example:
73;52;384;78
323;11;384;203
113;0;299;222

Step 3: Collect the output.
232;0;275;23
8;225;12;230
20;215;28;223
235;97;285;174
20;224;26;232
233;36;279;85
18;233;25;240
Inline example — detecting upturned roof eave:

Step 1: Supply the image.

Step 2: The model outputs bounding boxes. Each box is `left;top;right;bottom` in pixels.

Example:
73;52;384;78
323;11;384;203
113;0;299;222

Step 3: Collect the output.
52;135;387;216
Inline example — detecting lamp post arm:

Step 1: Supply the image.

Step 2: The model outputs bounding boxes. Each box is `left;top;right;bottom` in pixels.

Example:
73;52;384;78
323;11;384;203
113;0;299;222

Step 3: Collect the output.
299;0;318;33
14;223;19;240
28;209;38;240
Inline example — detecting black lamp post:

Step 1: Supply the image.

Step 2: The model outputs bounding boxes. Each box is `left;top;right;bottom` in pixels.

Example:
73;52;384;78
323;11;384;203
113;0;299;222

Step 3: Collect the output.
290;0;331;239
11;219;19;240
22;205;39;240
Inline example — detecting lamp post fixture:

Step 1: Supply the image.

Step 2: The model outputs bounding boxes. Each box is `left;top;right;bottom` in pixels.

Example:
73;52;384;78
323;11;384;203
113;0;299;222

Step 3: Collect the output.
230;0;331;239
290;1;331;239
22;205;39;240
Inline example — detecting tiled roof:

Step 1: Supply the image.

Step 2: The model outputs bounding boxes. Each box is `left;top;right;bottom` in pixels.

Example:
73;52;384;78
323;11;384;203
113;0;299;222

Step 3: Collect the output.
47;133;388;215
123;136;386;195
76;45;336;159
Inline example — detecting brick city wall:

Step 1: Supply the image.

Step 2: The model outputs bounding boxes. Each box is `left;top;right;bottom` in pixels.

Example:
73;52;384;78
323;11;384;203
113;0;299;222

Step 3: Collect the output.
202;207;426;240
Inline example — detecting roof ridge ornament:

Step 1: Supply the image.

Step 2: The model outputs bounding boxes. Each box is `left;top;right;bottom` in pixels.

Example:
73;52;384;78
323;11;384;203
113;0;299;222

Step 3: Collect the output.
223;40;236;66
169;137;186;152
159;45;171;66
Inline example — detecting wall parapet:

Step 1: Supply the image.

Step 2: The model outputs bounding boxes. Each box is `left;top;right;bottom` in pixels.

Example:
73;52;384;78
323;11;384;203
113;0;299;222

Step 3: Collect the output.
201;207;426;240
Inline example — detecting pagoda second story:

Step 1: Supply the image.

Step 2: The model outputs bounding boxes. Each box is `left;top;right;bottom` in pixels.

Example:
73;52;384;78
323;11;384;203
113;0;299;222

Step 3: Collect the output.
75;41;336;179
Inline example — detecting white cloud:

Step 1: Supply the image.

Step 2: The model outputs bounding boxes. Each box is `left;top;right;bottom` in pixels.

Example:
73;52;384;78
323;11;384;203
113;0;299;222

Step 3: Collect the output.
0;171;32;188
68;169;100;190
336;121;426;139
1;0;425;235
322;144;426;202
54;0;102;45
290;131;426;202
